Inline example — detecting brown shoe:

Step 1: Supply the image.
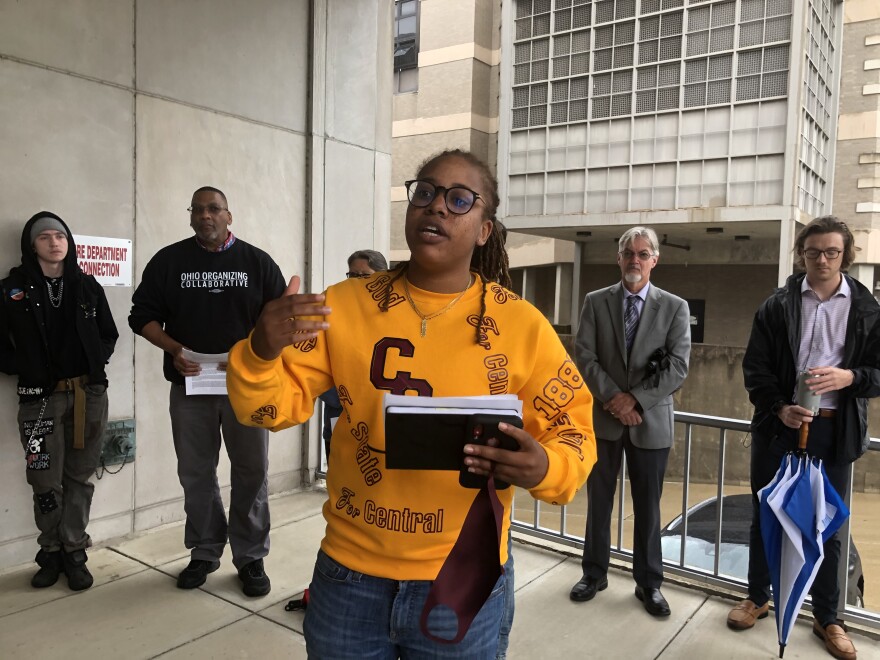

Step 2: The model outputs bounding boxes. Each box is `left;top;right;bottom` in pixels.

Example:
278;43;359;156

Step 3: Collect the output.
726;599;769;630
813;620;857;660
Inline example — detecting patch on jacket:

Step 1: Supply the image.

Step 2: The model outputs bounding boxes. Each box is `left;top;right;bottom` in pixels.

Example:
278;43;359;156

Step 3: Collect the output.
18;386;46;396
8;288;24;301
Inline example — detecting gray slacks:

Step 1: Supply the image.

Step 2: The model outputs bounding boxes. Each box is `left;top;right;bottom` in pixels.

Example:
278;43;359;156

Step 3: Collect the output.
18;384;108;552
169;384;270;569
583;433;670;589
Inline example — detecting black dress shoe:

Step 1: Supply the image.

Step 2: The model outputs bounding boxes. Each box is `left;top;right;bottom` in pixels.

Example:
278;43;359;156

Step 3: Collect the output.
635;586;671;617
570;575;608;602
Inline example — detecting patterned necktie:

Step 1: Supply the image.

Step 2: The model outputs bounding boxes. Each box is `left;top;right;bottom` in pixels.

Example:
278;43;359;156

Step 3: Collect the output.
625;294;639;353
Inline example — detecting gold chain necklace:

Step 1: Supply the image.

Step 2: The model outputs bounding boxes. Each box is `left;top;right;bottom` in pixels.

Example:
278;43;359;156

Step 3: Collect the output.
403;274;473;337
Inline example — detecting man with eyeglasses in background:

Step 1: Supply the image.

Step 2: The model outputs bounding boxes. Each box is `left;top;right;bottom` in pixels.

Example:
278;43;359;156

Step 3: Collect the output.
729;216;880;660
570;226;691;618
345;249;388;280
318;249;388;465
128;186;285;597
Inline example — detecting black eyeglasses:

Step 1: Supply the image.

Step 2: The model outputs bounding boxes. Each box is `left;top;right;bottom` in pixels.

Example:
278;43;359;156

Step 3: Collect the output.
188;204;228;215
803;247;842;260
404;180;483;215
619;249;655;261
346;272;371;279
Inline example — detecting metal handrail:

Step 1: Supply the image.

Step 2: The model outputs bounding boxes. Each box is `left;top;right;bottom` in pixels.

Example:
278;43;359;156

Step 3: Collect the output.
509;411;880;631
313;407;878;629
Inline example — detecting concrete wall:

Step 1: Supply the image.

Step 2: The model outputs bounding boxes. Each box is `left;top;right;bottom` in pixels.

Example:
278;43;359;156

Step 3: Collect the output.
0;0;391;570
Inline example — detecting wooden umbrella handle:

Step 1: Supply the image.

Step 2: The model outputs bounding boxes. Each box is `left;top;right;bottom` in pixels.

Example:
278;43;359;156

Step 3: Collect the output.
798;422;810;450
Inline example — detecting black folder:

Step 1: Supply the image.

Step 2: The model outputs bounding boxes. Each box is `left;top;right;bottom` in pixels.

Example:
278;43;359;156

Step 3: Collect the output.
385;408;521;471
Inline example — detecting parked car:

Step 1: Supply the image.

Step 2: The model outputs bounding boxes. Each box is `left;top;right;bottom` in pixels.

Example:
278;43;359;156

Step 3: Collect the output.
660;493;865;607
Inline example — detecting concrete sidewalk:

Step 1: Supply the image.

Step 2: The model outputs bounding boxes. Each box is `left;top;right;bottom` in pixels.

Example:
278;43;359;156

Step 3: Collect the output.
0;489;876;659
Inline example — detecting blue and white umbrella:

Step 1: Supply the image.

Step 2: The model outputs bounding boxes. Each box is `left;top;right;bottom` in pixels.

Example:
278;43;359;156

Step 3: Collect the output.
759;451;849;658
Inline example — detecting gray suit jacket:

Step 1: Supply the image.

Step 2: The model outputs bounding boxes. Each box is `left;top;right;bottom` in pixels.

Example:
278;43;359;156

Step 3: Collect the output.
575;282;691;449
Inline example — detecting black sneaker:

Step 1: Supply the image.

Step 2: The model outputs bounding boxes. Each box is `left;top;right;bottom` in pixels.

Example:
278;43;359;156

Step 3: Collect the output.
177;559;220;589
31;549;64;588
61;549;94;591
238;558;271;597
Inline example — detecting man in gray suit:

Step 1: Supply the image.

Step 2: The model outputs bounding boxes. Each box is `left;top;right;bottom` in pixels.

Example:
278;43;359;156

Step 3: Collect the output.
570;226;690;617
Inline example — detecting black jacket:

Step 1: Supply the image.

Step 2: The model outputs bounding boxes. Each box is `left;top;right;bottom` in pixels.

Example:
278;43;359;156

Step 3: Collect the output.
742;272;880;464
0;212;118;400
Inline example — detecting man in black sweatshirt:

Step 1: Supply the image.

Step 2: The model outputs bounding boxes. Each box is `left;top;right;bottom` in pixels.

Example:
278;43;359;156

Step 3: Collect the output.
0;212;118;591
129;187;285;597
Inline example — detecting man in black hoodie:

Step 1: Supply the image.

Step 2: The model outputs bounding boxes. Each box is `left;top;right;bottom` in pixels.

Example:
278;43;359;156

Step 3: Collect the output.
0;212;118;591
728;216;880;660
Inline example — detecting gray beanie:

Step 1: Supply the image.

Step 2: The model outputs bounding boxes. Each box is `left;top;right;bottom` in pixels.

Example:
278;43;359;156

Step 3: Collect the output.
30;217;67;245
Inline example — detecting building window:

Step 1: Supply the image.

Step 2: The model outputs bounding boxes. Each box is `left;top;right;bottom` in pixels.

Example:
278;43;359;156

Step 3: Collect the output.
394;0;419;93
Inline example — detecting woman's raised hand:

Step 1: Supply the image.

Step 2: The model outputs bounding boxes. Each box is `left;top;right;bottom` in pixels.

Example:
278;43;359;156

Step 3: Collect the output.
250;276;331;361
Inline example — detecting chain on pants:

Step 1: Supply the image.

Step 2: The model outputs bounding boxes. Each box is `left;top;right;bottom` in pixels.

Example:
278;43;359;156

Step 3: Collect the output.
18;385;108;551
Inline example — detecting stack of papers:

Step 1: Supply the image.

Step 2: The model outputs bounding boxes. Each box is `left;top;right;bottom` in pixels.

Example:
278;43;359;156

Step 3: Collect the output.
384;393;523;417
182;349;228;395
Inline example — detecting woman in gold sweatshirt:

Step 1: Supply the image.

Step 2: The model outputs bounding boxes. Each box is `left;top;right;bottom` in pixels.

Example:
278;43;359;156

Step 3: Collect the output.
227;150;596;659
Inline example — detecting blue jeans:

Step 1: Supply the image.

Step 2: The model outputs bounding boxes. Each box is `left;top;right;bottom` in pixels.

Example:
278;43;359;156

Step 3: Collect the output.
304;549;510;659
496;526;515;659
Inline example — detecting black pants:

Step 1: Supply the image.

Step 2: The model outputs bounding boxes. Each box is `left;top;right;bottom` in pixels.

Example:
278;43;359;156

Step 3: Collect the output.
747;416;850;626
583;433;670;589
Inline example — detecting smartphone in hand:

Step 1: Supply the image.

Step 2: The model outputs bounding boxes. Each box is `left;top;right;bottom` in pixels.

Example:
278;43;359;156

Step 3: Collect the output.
459;414;523;490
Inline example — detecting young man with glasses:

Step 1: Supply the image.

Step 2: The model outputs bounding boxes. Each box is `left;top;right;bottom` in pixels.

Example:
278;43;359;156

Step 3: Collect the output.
730;216;880;660
571;226;691;618
128;186;285;597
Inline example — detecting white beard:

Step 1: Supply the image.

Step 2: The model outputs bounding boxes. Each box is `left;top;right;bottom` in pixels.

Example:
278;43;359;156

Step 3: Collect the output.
624;272;642;284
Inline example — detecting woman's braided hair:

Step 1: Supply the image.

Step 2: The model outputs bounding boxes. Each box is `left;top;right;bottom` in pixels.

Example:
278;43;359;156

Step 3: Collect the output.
380;149;512;344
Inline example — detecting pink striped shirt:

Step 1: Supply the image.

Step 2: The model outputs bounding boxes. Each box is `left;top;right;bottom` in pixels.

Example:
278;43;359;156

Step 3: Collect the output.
796;275;851;409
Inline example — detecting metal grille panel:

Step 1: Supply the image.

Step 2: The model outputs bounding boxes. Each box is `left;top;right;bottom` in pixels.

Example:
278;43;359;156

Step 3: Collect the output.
684;82;705;107
573;4;591;28
638;67;658;89
613;70;633;92
592;96;611;118
554;56;571;77
709;54;732;79
687;31;709;56
572;52;591;74
686;59;707;83
659;61;679;86
640;41;659;63
736;75;760;101
611;93;632;115
641;16;660;40
637;89;657;113
707;79;730;104
571;76;590;98
660;37;682;61
658;86;679;109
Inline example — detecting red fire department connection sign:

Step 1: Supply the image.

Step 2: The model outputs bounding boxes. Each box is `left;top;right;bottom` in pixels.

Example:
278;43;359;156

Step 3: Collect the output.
73;234;133;287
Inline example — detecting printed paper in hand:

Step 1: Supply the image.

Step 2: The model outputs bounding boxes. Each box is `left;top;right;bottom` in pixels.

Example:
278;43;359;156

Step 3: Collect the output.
182;348;229;395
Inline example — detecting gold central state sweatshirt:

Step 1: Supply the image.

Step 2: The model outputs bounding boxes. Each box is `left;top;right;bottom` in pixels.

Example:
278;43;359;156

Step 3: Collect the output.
227;272;596;580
